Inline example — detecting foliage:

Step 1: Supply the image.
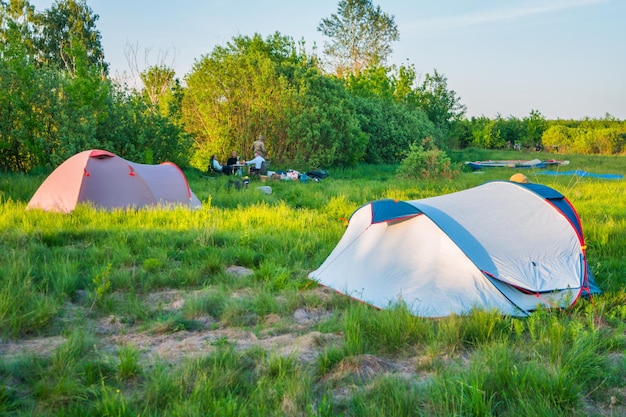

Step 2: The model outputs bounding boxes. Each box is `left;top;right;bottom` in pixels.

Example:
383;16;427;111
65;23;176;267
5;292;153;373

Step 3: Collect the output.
1;1;624;178
493;113;523;148
353;95;434;163
284;69;367;168
183;32;366;170
344;64;438;163
543;124;626;154
409;69;466;147
33;0;107;74
458;112;626;154
345;65;468;150
345;62;421;105
469;116;504;149
522;109;548;148
114;88;193;167
140;65;176;113
345;63;395;99
0;0;38;57
0;28;48;170
397;137;459;179
0;1;191;171
184;32;292;166
466;110;549;151
317;0;399;77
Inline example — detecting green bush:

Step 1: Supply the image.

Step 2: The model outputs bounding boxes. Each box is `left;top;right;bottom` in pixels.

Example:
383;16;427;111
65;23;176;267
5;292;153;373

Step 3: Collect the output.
397;137;460;180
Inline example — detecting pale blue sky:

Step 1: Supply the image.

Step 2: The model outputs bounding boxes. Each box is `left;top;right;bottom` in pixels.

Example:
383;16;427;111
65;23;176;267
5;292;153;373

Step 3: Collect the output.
30;0;626;120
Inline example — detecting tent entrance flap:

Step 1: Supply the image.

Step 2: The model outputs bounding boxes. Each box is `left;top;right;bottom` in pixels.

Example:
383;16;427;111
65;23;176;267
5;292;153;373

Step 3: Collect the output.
368;199;422;224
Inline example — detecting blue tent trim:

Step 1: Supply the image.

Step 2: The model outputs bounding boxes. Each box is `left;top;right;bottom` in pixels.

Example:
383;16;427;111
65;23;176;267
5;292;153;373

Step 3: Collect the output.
367;199;423;224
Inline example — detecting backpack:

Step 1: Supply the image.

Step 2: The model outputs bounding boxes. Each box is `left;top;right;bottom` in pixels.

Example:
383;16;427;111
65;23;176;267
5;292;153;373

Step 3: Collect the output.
307;169;329;180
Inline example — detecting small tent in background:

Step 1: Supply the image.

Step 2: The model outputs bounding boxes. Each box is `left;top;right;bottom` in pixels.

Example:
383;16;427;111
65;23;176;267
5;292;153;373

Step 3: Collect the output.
309;181;600;318
27;150;201;213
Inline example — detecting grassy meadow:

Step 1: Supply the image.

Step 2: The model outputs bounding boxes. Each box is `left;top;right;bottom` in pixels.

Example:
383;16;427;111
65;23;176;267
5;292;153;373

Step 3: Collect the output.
1;149;625;416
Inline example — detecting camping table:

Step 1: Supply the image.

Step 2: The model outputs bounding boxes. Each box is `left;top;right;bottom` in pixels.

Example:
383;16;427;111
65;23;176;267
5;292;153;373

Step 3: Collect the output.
231;164;249;176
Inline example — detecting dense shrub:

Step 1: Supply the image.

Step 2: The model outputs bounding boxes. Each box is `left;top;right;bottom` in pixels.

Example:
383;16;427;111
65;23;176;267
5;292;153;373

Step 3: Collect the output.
353;96;435;164
397;137;459;180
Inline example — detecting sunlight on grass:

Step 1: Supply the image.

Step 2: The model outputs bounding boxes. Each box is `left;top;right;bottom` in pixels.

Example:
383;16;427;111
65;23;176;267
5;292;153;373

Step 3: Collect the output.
0;152;625;415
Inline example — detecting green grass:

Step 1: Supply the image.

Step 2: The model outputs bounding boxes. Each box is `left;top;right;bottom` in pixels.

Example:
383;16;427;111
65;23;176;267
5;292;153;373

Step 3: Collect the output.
0;150;625;416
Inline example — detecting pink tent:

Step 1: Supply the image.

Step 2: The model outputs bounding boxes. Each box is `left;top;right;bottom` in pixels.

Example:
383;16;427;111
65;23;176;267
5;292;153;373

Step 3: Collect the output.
27;150;202;213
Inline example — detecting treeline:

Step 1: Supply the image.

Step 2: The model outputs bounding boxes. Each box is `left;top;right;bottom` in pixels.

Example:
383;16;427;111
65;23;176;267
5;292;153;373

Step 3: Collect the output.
0;0;191;172
0;0;465;173
1;1;623;173
458;113;626;154
182;34;463;168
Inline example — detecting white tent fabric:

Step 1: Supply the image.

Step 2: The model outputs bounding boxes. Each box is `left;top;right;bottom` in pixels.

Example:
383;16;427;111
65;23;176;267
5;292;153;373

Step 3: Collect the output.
27;150;201;213
309;181;593;317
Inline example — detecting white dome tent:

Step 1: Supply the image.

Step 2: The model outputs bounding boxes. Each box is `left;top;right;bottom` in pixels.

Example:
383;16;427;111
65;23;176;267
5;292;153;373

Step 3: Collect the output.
309;181;599;317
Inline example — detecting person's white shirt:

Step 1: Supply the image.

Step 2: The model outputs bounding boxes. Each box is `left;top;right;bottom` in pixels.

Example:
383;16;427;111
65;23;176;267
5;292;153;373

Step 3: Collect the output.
212;158;224;171
245;154;265;169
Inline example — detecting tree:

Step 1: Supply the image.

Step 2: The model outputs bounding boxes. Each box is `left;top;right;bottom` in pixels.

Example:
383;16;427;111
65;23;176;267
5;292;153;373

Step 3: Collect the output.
0;24;43;171
123;42;179;112
352;95;434;163
138;65;176;113
391;62;418;103
341;63;437;162
470;116;502;149
33;0;107;75
183;33;299;167
318;0;399;77
521;109;546;149
0;1;191;171
494;115;523;149
542;124;572;152
345;62;420;105
411;69;466;146
345;64;394;99
0;0;38;55
183;32;366;169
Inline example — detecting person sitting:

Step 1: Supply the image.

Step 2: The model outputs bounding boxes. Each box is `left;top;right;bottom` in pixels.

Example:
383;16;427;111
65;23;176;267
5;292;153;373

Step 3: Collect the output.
243;151;265;175
226;151;240;175
227;151;239;166
209;155;233;175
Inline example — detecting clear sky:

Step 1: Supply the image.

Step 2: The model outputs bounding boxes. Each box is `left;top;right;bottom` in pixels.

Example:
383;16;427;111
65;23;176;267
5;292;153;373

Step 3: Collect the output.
29;0;626;120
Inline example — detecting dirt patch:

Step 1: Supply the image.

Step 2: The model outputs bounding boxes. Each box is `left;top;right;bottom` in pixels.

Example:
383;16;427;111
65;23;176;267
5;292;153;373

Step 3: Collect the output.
0;285;432;394
0;335;66;358
2;285;620;417
0;288;344;368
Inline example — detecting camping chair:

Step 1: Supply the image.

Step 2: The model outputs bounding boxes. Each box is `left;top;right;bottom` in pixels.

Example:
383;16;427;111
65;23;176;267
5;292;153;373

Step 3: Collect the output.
208;156;234;176
207;156;220;177
260;160;270;175
250;160;270;179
